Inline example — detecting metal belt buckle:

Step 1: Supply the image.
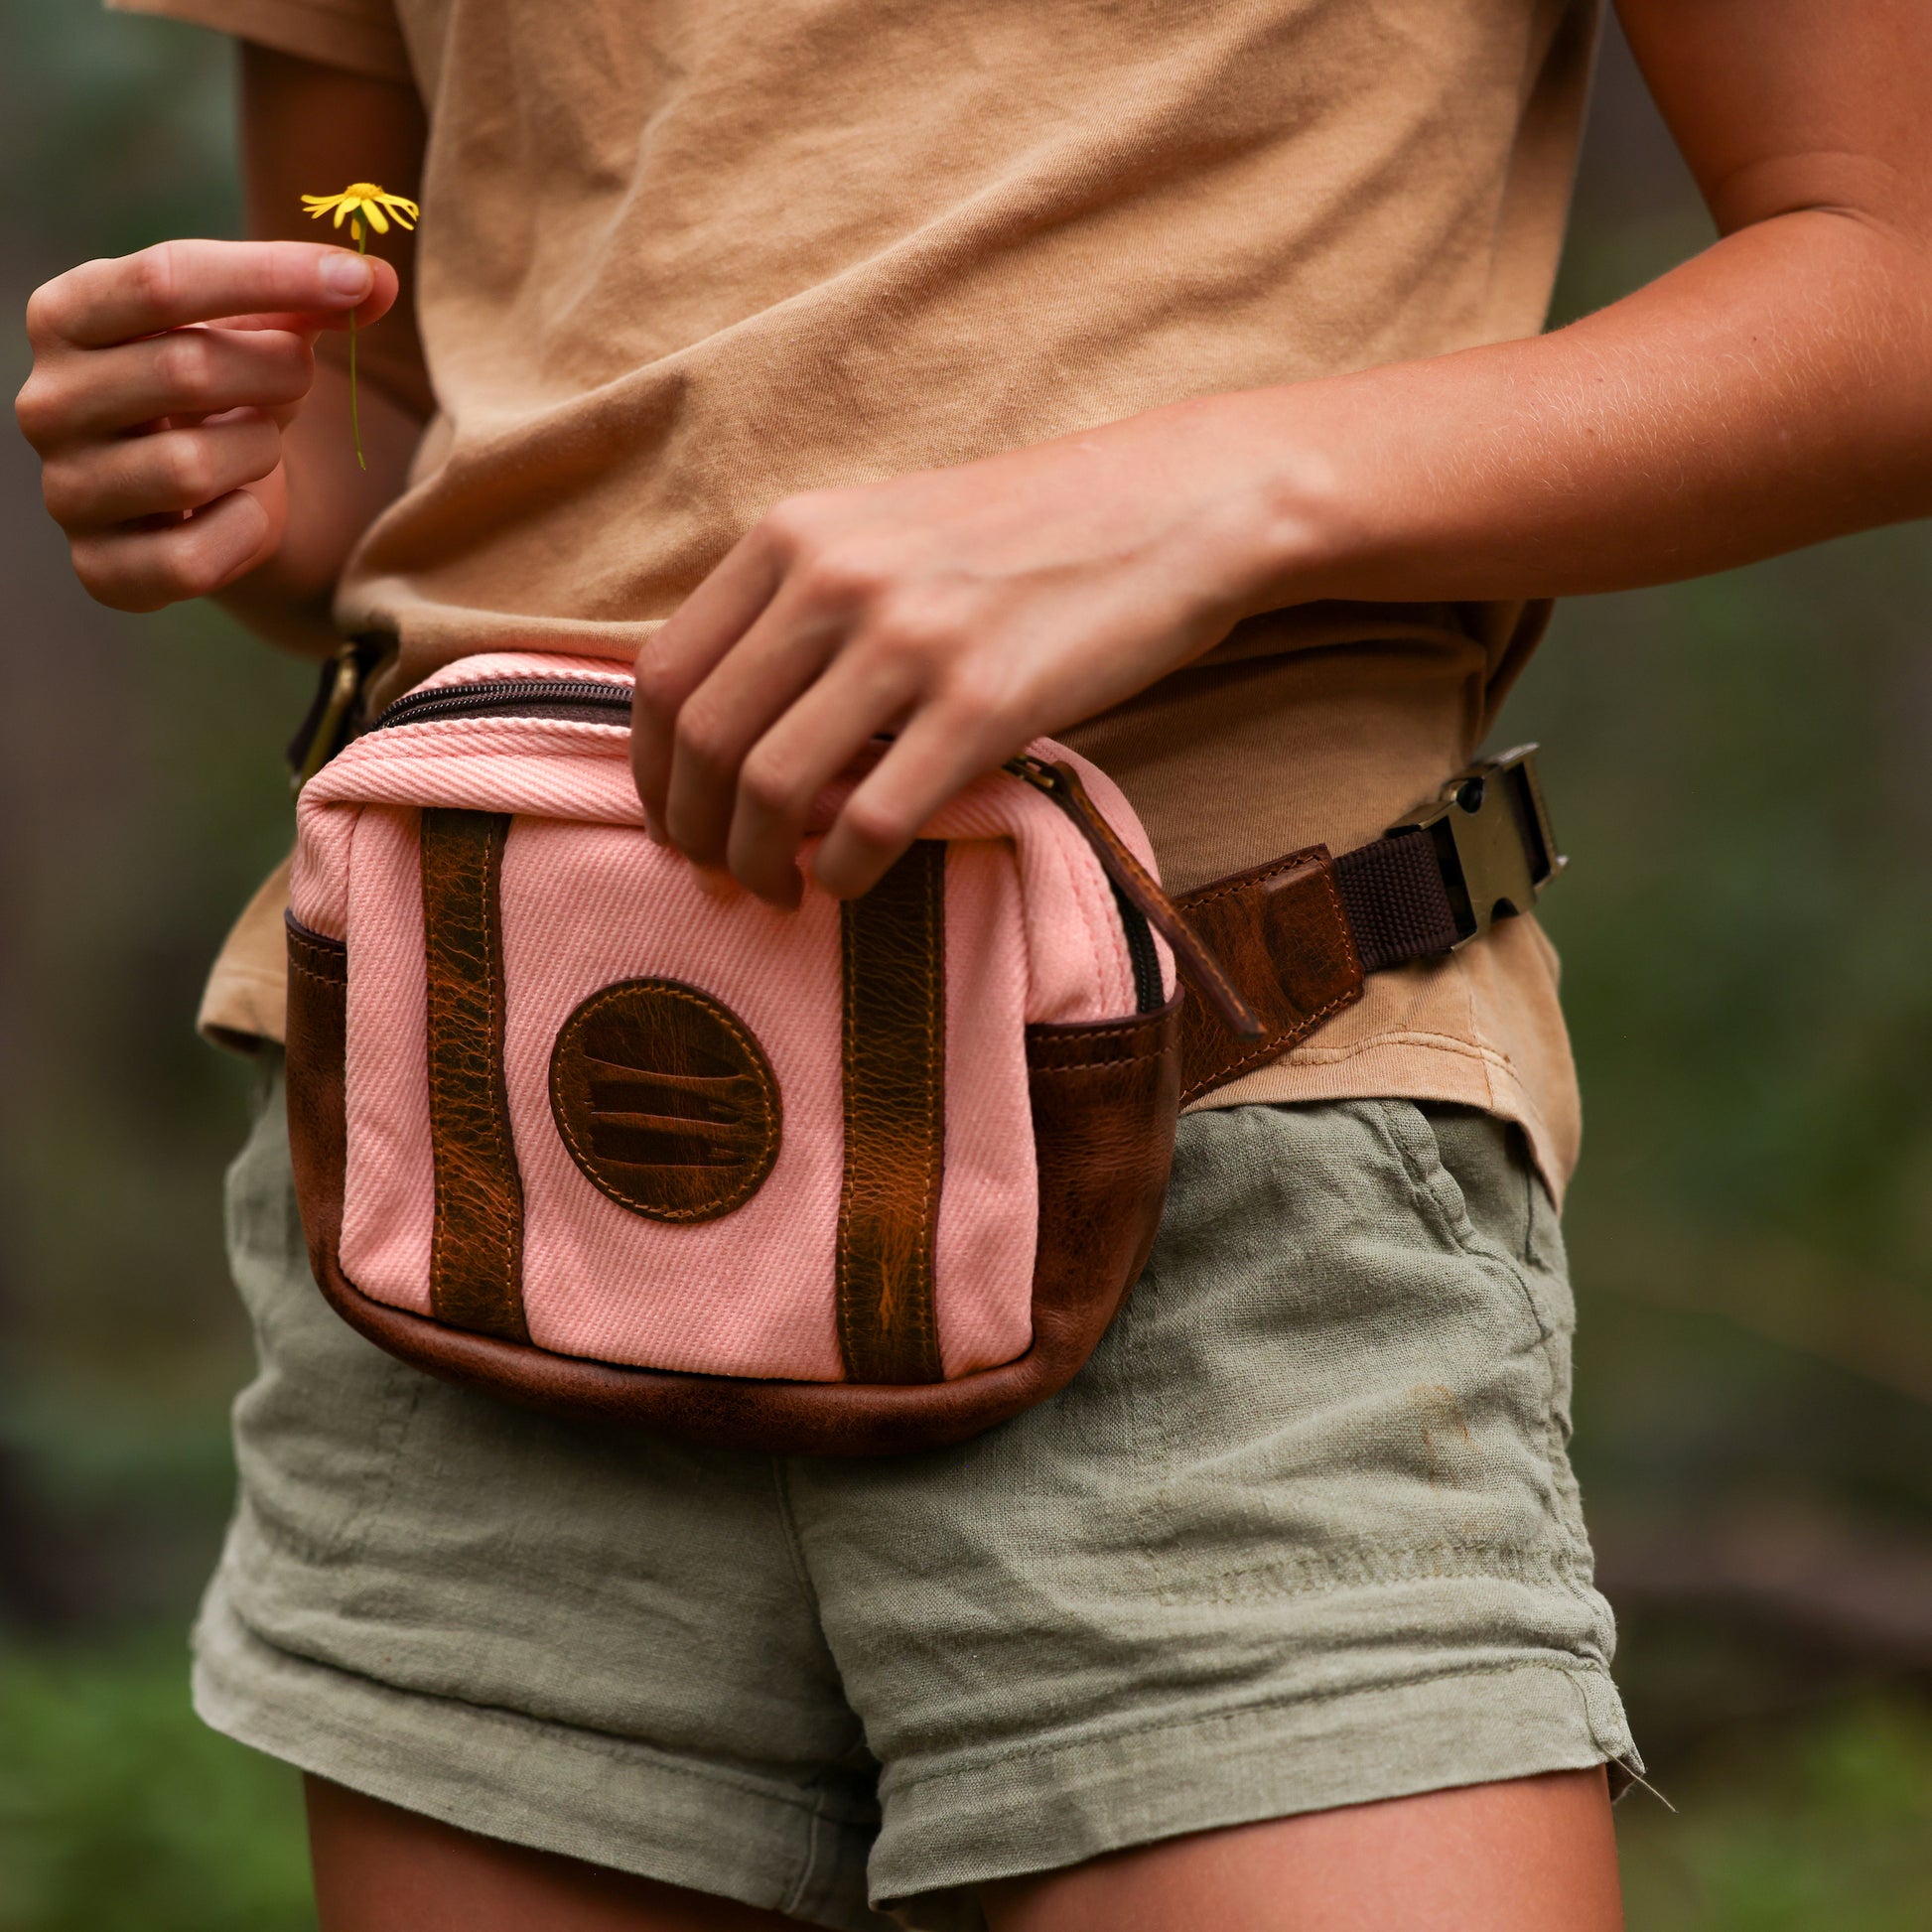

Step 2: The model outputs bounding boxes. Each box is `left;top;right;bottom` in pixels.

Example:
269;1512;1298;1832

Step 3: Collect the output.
288;632;389;794
1386;744;1567;947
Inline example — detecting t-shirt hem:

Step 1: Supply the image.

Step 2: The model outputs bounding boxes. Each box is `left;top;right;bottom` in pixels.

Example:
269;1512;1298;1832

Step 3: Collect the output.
198;963;286;1055
1186;1031;1575;1208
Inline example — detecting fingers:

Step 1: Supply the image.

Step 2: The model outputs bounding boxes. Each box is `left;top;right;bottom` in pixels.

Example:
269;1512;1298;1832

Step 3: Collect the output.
16;326;313;448
69;486;277;614
42;412;284;530
657;590;857;878
812;705;1013;900
17;238;402;621
636;492;1041;904
720;654;925;905
631;528;789;832
25;239;386;352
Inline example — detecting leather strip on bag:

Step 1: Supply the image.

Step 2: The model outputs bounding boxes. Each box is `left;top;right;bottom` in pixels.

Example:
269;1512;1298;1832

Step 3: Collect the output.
419;808;531;1343
836;840;947;1384
285;915;350;1300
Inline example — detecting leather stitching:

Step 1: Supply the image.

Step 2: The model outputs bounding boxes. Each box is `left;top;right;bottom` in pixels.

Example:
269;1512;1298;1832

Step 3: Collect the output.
835;843;947;1383
286;957;345;987
1178;982;1359;1105
421;810;528;1341
548;981;779;1223
1177;846;1329;910
1175;850;1366;1104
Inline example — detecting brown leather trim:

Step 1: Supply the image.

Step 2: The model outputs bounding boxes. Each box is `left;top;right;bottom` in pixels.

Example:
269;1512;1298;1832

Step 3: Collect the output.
419;808;530;1343
297;992;1182;1456
835;840;947;1383
283;914;348;1298
1004;998;1180;1405
1174;846;1366;1104
548;978;781;1222
286;914;349;990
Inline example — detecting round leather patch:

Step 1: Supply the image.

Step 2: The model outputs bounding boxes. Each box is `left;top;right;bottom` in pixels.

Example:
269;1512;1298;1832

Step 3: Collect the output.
548;979;781;1222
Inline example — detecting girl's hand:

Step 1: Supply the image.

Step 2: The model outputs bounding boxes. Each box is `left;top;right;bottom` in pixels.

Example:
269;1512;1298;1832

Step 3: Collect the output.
631;403;1302;906
16;238;396;613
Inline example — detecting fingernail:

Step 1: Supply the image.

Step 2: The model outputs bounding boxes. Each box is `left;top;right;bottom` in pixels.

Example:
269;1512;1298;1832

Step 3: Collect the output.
321;254;374;299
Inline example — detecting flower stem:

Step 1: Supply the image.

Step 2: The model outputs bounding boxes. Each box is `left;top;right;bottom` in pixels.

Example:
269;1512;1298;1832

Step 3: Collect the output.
349;216;366;472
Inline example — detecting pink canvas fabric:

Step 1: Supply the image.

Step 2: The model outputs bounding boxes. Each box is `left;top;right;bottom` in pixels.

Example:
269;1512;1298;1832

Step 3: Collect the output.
294;653;1174;1383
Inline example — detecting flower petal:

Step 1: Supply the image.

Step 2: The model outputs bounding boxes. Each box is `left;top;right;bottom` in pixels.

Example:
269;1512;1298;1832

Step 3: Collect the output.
359;201;391;235
333;202;349;226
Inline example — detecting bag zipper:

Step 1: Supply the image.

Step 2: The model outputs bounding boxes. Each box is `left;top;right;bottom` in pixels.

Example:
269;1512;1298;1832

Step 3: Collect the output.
1103;882;1165;1016
370;676;635;732
367;677;1248;1026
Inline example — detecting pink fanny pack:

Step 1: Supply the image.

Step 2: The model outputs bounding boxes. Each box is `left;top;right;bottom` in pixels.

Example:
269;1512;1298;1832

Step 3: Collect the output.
283;652;1265;1453
284;651;1562;1453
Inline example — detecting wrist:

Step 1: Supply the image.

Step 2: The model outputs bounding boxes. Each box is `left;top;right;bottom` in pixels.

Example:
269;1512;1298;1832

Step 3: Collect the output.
1121;386;1366;627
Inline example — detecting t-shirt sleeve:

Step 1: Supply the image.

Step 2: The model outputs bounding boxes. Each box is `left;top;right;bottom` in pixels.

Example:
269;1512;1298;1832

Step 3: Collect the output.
105;0;413;86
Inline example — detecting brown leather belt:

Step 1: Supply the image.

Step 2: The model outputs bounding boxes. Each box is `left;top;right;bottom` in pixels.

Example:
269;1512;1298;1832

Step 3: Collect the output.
1034;747;1566;1105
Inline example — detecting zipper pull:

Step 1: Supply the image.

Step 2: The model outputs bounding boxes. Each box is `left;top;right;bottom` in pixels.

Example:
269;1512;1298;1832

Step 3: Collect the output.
1006;756;1263;1038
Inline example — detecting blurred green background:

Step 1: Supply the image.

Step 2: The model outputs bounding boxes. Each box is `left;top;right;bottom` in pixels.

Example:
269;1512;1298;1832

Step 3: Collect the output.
2;5;1929;1927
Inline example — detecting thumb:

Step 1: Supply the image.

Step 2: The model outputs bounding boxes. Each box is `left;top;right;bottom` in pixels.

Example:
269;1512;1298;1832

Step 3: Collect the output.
216;252;400;339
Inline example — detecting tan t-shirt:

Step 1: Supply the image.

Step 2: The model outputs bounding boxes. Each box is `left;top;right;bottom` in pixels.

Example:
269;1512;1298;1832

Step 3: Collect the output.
120;0;1601;1197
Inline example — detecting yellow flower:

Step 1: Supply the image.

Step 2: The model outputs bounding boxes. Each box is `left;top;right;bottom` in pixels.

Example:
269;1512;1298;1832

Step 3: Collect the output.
301;183;420;235
299;182;420;475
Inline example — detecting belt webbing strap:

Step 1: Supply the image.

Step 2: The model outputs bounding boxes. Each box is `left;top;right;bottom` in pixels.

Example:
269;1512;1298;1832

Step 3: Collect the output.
1331;830;1461;972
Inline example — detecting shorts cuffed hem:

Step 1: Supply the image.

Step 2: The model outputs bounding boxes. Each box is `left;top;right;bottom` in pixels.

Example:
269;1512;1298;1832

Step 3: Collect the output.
876;1660;1640;1926
190;1584;891;1932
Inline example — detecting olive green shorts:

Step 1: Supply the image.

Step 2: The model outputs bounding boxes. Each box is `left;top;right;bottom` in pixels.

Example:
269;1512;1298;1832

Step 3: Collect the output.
193;1051;1636;1930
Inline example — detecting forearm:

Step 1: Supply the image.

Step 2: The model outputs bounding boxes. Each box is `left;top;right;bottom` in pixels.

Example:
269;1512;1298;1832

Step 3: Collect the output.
1218;208;1932;616
627;193;1932;903
618;0;1932;904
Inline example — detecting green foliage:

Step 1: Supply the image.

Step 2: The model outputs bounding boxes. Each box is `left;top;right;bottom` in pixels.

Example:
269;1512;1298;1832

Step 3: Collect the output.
1619;1697;1932;1932
0;1640;311;1932
1;0;238;275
